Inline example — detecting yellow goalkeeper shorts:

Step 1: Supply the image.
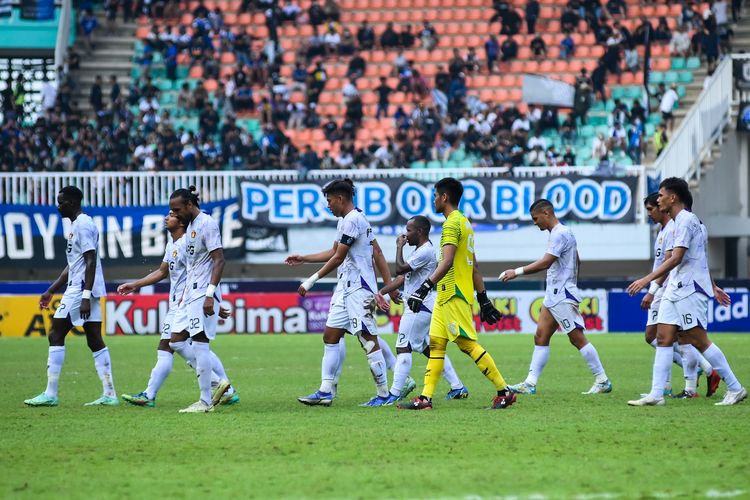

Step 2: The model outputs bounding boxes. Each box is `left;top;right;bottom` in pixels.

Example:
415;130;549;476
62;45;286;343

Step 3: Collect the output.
430;296;477;342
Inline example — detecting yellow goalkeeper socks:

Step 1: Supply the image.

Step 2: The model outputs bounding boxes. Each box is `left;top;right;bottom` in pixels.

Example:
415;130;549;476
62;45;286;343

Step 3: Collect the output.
455;337;507;390
421;337;448;399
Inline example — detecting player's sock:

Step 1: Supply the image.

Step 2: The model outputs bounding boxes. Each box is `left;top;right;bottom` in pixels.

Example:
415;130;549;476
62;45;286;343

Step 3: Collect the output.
697;351;713;376
442;354;464;390
320;343;339;394
378;337;396;371
456;337;508;390
145;350;173;400
702;343;742;392
648;346;672;399
333;336;346;385
649;339;658;348
679;343;698;391
390;352;412;396
366;350;389;397
45;346;65;398
422;339;447;399
170;340;197;368
193;341;213;405
671;342;683;367
92;347;116;398
525;345;550;386
209;349;231;391
579;343;608;383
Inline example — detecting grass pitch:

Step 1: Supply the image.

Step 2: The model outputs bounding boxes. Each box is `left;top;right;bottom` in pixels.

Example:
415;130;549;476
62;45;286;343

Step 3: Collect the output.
1;333;749;499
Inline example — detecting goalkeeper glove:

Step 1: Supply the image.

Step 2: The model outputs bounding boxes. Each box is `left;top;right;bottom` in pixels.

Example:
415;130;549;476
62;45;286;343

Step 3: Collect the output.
407;278;433;313
477;291;501;324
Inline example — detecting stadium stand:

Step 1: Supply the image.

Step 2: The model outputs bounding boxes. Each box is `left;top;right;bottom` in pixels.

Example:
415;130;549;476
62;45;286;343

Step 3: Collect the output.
0;0;745;172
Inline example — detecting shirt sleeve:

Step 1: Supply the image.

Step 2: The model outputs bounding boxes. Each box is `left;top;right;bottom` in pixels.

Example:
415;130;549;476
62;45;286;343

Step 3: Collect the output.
162;244;171;264
671;217;691;249
546;230;567;258
78;222;98;253
663;224;675;252
338;216;361;246
204;218;223;253
441;214;460;247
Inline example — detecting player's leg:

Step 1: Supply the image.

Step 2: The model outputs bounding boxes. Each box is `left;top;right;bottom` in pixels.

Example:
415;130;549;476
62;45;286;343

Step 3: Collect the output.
332;336;346;397
377;336;397;371
123;318;175;407
509;306;556;394
675;338;700;398
436;348;468;399
352;291;390;406
179;298;224;413
24;317;72;406
388;320;414;401
209;349;239;405
298;326;344;406
82;296;117;406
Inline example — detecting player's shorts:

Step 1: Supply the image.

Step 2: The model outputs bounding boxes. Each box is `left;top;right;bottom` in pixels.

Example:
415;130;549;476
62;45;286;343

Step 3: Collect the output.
326;288;378;335
161;308;177;340
53;290;103;326
397;308;431;352
656;293;709;331
172;297;220;340
646;290;664;327
430;296;476;342
546;300;585;335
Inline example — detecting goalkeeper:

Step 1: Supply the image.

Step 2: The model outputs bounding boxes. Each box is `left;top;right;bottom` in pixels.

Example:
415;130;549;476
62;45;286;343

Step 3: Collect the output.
398;178;517;411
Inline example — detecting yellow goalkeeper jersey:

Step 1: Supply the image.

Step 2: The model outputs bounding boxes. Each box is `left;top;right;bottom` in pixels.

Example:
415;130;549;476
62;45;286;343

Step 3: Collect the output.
436;210;475;306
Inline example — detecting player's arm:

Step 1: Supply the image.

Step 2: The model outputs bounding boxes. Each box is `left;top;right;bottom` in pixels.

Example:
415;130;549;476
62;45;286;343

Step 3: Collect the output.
373;239;401;304
405;243;455;313
640;250;670;309
285;243;336;265
203;247;225;316
376;275;405;311
711;275;731;307
499;253;557;281
627;247;686;295
378;275;405;296
79;249;98;319
473;253;502;324
394;234;411;275
40;266;69;310
297;242;350;296
117;262;169;295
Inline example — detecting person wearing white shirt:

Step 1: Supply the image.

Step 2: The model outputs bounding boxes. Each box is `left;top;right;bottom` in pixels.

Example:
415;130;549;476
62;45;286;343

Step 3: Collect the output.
712;0;728;26
660;83;679;131
341;78;359;104
40;80;57;114
627;177;746;406
511;116;530;133
501;199;612;396
591;132;609;161
670;25;691;57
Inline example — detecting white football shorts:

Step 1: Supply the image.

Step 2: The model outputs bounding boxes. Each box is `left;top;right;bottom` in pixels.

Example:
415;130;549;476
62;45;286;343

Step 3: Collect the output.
656;293;709;331
326;288;378;336
396;308;431;353
53;290;103;326
546;300;585;335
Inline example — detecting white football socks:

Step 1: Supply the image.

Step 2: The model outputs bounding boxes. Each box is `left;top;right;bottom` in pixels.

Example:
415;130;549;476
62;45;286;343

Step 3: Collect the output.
320;343;340;394
192;341;213;405
697;350;713;376
366;350;389;397
92;347;116;398
145;350;173;400
679;343;699;392
442;355;464;390
390;352;412;396
170;340;196;367
579;343;608;383
378;337;396;371
45;346;65;398
525;345;550;386
334;336;346;385
702;343;742;392
649;346;673;399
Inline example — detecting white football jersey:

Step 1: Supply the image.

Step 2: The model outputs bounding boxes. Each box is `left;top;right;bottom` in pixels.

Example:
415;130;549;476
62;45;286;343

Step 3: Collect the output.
182;211;223;304
404;241;437;311
664;209;714;300
335;208;377;295
163;235;187;309
651;218;674;290
543;223;581;308
65;213;106;297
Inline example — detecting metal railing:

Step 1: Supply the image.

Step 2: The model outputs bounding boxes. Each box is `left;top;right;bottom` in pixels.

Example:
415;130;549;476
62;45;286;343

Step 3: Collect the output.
54;0;73;81
651;56;733;182
0;166;647;221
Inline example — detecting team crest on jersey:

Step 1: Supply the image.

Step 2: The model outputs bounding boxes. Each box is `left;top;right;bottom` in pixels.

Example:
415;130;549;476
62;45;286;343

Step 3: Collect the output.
172;250;178;258
448;322;458;335
191;230;197;238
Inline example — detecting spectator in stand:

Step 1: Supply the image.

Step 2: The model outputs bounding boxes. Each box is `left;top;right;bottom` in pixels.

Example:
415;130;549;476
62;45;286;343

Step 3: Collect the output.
291;63;308;93
654;123;668;156
410;69;430;100
464;48;480;73
731;0;741;22
627;119;644;163
104;0;117;34
448;48;465;78
375;77;393;119
530;35;547;61
659;82;679;131
357;21;376;50
653;16;672;43
630;98;646;123
501;7;522;35
500;36;518;62
335;148;353;168
287;101;306;129
300;145;320;172
485;35;499;72
281;0;302;23
562;145;577;165
399;24;416;49
591;60;607;103
80;10;98;54
396;61;413;94
109;75;121;107
90;75;104;113
380;22;400;50
606;0;625;17
525;0;540;33
610;98;629;126
702;25;720;72
323;0;341;22
339;28;356;55
323;23;341;55
623;41;639;72
347;50;366;79
560;33;575;59
308;0;325;33
561;6;579;33
591;132;609;161
489;0;511;26
434;65;450;93
419;21;438;52
632;17;652;45
712;0;729;30
607;121;627;151
342;78;359;105
572;78;592;125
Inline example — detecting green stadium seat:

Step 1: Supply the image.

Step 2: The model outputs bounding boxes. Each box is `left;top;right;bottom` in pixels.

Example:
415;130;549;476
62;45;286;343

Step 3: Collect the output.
647;113;662;125
611;87;626;100
579;125;595;139
624;86;642;100
671;58;686;70
678;71;693;84
450;149;466;162
650;72;664;84
426;160;442;169
155;79;172;92
457;159;474;168
677;85;687;98
686;57;700;70
663;71;679;84
176;66;189;79
645;123;656;137
410;161;426;169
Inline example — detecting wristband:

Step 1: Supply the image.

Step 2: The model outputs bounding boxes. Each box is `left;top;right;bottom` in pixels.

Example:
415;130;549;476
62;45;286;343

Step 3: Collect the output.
206;284;216;298
648;282;661;295
81;290;92;300
301;272;320;292
514;266;525;276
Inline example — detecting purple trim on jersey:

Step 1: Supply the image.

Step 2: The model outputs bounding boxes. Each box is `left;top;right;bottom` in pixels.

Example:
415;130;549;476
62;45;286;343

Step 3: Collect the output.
574;321;584;331
360;322;370;335
360;276;373;293
694;281;710;297
697;318;705;330
565;288;578;302
420;304;432;314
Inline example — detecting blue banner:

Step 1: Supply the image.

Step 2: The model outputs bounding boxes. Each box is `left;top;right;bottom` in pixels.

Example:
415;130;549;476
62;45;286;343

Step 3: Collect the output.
607;290;750;333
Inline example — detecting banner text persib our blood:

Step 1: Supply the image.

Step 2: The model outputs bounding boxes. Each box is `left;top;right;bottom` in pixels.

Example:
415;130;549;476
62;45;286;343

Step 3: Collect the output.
238;175;637;227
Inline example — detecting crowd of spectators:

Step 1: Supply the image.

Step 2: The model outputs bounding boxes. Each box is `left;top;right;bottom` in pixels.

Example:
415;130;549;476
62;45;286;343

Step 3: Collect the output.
0;0;738;172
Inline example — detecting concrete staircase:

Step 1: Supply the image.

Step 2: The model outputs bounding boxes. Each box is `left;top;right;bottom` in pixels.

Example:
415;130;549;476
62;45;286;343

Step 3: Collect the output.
69;11;136;115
